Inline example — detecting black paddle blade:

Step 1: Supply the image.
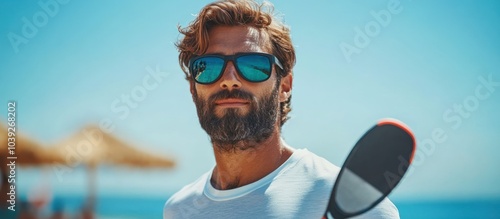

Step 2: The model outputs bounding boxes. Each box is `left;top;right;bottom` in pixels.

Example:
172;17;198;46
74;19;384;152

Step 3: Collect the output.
326;119;416;219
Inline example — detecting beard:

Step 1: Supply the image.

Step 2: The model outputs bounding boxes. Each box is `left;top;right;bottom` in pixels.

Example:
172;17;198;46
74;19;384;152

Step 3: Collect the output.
193;87;279;152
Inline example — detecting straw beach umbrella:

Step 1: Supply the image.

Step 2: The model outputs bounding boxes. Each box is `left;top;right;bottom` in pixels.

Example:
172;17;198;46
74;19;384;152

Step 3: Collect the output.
0;122;66;166
0;122;66;184
50;125;176;216
51;124;176;168
0;122;66;215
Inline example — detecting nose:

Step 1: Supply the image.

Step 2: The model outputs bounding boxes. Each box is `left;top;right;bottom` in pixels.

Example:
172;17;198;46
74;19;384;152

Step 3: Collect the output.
219;61;242;90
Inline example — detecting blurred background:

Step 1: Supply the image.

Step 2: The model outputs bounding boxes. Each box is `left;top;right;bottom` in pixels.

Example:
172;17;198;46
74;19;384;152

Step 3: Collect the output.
1;0;499;218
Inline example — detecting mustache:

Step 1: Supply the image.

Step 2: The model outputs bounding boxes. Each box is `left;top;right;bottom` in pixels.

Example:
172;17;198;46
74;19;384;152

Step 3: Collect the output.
208;89;254;104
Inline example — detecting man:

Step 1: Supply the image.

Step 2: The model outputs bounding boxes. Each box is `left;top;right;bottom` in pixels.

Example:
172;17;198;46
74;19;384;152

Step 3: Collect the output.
164;1;399;218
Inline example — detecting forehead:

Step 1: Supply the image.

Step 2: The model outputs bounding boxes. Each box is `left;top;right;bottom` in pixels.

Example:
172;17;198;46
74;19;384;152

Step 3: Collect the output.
205;25;272;55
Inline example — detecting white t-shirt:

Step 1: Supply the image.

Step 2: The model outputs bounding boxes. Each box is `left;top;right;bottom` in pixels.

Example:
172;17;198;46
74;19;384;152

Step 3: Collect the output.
164;148;399;219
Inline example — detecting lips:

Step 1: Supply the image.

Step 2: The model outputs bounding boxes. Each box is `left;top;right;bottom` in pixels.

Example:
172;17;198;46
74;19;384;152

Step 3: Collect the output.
214;98;250;107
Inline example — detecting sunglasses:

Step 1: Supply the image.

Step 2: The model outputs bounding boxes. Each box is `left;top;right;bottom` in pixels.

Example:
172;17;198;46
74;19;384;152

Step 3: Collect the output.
189;52;283;84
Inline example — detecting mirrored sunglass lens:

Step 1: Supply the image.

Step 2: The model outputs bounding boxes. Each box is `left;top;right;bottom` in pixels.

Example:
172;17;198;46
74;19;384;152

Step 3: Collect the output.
191;57;224;83
236;55;271;82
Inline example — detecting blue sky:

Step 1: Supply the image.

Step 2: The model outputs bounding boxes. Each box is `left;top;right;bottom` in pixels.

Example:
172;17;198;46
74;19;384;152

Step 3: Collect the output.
1;0;499;202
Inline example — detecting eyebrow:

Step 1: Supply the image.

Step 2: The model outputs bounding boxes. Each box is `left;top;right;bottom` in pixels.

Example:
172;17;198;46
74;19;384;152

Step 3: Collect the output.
202;52;226;56
202;49;266;56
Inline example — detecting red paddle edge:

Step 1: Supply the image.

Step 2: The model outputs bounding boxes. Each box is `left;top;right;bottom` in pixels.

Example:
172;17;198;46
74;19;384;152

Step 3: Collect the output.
376;118;416;164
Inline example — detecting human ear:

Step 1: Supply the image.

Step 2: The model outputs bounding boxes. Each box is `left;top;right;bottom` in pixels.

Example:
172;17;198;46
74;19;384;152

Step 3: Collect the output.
279;73;292;102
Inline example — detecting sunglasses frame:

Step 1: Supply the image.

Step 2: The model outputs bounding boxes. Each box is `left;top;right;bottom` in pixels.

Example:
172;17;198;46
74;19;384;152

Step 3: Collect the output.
189;52;284;84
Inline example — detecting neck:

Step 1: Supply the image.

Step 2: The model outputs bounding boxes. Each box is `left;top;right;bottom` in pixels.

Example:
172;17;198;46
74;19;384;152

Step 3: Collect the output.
210;129;293;190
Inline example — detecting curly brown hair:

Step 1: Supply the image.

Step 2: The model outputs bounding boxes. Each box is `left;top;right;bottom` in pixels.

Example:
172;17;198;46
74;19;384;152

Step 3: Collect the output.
176;0;296;127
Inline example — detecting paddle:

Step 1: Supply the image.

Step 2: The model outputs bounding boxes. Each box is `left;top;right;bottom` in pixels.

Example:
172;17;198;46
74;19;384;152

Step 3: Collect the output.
324;119;416;218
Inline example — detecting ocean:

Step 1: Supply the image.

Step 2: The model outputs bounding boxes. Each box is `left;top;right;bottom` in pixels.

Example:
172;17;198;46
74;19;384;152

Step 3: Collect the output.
396;199;500;219
17;195;500;219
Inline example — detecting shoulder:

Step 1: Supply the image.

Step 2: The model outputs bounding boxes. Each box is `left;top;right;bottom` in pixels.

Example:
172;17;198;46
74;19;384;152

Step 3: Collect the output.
290;149;400;218
273;148;341;195
163;171;209;215
289;148;341;180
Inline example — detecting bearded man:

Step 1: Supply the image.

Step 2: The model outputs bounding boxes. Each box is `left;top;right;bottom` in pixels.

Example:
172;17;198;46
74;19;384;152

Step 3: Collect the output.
164;1;400;218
